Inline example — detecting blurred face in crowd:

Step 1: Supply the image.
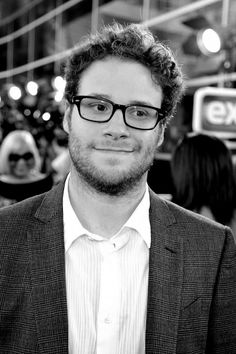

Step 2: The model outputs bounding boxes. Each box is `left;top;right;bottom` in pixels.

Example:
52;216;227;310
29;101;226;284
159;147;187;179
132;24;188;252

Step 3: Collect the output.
64;56;164;195
8;143;35;178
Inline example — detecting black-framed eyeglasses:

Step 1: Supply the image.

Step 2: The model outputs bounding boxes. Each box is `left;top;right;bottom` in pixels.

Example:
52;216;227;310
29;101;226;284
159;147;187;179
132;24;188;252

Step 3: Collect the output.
70;95;165;130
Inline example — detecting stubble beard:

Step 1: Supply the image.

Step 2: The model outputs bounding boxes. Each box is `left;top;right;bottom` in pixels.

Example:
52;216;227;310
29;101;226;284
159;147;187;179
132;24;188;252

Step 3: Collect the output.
68;134;156;197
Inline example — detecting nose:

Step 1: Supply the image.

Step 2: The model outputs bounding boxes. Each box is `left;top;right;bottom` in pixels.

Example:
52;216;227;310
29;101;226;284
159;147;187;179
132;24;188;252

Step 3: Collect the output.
103;108;130;139
16;158;27;166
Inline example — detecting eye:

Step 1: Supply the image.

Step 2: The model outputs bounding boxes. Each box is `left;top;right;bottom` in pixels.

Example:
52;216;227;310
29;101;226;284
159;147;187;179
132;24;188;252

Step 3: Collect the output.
82;98;111;113
135;109;148;117
92;102;109;112
127;106;149;118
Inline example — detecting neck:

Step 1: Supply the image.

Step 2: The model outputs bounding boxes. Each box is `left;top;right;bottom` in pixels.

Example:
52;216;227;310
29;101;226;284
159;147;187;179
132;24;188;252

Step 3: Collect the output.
68;169;147;238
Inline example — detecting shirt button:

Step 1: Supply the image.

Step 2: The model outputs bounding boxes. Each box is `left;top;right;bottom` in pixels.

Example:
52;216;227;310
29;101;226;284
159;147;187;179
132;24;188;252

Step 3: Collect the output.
104;317;111;324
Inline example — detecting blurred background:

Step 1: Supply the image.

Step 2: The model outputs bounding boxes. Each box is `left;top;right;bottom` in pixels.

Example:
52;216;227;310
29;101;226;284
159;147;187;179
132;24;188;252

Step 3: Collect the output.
0;0;236;198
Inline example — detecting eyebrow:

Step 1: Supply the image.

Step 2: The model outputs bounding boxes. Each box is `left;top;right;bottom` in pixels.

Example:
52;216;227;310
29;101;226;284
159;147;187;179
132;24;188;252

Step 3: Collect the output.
87;93;160;108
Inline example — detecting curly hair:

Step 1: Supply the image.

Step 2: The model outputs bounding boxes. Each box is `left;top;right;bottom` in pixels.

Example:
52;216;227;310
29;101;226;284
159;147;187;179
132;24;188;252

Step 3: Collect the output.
171;133;236;225
64;22;185;124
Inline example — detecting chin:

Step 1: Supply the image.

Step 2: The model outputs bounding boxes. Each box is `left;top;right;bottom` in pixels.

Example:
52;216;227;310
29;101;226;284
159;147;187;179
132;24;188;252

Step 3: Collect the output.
81;168;145;196
96;155;133;169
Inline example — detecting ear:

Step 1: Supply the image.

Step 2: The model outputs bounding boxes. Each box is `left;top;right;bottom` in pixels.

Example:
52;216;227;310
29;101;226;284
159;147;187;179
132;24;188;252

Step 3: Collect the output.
157;123;165;147
63;103;72;134
154;124;165;157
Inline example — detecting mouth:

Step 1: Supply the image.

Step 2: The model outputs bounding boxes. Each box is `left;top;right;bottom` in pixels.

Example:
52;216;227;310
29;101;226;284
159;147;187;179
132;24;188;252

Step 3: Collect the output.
94;148;134;155
94;143;134;153
96;148;133;152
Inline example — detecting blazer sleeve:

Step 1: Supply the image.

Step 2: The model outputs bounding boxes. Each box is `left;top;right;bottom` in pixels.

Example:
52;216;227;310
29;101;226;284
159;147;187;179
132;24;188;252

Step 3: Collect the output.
206;227;236;353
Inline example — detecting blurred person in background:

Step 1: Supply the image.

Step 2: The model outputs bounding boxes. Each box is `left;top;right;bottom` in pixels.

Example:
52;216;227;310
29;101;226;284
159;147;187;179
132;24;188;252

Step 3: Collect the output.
171;132;236;241
0;23;235;354
51;127;71;183
0;130;42;182
0;130;53;204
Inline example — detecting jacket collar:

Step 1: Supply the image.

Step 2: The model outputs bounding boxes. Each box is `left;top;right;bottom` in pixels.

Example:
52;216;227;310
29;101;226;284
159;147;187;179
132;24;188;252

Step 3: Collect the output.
145;189;183;353
28;181;68;353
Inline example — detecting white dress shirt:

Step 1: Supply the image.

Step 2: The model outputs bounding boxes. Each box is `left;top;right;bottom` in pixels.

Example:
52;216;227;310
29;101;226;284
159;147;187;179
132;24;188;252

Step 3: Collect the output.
63;175;151;354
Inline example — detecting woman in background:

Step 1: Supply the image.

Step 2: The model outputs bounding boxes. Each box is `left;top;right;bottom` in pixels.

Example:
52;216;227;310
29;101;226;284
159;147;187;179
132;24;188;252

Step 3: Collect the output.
171;132;236;240
0;130;53;204
0;130;42;182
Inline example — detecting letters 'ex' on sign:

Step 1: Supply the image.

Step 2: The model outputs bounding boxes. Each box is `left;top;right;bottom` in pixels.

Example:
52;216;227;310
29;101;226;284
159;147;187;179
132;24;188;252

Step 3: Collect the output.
193;87;236;139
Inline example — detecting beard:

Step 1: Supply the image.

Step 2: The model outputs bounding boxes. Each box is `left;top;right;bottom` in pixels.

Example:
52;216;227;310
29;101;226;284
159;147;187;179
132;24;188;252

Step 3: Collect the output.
68;132;157;197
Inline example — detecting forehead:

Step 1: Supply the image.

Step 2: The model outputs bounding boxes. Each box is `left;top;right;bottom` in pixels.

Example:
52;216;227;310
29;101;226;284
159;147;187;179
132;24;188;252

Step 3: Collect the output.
78;57;162;105
10;141;32;153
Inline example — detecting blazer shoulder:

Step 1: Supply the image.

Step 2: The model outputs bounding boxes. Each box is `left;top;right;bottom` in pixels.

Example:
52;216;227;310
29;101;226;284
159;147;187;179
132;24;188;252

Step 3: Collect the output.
0;180;64;228
149;189;234;246
0;192;44;219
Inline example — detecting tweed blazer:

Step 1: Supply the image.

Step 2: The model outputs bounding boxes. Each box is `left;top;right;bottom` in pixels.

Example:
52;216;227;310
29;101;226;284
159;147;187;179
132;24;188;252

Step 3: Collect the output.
0;180;235;354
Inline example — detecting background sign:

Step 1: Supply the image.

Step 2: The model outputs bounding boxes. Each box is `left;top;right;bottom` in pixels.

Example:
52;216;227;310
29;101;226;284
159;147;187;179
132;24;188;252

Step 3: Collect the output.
193;87;236;138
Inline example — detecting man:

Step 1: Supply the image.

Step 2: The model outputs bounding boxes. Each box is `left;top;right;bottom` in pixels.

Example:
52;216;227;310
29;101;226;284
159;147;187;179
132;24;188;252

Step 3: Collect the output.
0;23;235;354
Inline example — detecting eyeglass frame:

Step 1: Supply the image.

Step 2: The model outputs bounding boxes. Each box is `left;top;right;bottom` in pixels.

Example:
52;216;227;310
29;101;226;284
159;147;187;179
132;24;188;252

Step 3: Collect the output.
69;95;166;131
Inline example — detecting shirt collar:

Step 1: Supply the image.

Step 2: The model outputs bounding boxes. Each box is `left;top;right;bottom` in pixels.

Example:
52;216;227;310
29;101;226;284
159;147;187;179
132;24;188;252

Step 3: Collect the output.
63;174;151;252
63;174;89;252
122;186;151;248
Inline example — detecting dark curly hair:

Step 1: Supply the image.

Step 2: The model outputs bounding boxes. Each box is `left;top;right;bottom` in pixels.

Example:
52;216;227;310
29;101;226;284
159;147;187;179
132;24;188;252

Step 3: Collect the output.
64;22;185;124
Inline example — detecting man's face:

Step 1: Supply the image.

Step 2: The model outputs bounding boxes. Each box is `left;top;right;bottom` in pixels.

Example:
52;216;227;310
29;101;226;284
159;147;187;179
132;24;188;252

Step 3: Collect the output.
64;56;164;195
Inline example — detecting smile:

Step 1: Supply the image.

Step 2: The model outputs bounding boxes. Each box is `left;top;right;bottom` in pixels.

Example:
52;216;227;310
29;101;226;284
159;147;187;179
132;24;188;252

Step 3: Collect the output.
94;148;133;153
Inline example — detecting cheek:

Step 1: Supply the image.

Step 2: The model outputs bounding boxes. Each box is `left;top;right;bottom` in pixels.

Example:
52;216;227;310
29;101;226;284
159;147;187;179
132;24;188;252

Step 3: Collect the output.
141;130;162;151
9;162;16;172
71;115;99;143
27;159;36;169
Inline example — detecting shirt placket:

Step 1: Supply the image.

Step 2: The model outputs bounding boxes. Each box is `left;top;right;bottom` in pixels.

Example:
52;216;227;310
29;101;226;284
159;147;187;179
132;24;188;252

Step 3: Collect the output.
96;236;128;354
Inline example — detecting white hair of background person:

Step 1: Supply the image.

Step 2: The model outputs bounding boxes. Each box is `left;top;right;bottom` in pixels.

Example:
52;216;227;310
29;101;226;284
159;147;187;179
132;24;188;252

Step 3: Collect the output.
0;130;42;175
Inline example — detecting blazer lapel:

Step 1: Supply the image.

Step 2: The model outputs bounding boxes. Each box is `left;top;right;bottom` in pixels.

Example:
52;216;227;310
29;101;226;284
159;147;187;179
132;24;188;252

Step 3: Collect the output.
146;191;183;354
27;182;68;354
